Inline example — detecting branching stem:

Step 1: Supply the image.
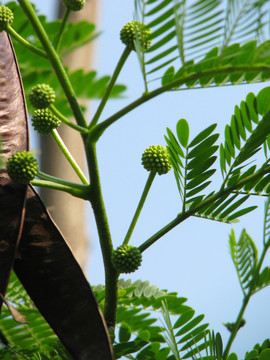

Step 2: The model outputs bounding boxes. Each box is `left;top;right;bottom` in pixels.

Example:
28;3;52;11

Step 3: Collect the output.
223;238;270;359
17;0;87;129
93;64;270;138
123;171;156;245
50;104;89;134
85;141;118;329
31;178;89;199
139;166;270;252
89;46;131;128
53;8;71;52
51;129;89;184
7;25;47;58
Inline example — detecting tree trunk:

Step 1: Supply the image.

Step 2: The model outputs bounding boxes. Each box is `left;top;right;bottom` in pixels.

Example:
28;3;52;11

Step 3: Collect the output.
40;0;99;269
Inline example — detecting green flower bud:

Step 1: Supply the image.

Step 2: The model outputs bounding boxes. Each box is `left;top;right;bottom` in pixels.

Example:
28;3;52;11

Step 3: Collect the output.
6;151;38;184
29;84;56;109
32;109;61;135
62;0;86;11
0;5;14;32
120;21;152;51
112;245;142;274
141;145;172;175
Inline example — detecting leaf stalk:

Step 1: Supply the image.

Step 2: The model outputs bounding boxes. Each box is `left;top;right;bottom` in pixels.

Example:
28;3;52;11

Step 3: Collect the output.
139;166;270;252
89;46;131;128
53;7;71;52
123;170;156;245
50;129;89;185
223;238;270;359
7;25;47;58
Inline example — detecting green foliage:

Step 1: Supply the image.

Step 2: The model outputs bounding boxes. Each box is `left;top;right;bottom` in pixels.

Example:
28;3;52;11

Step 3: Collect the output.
220;88;270;186
165;87;270;225
94;279;212;359
1;0;270;359
229;229;258;295
2;1;126;117
135;0;270;89
161;300;210;360
0;272;72;359
165;121;219;210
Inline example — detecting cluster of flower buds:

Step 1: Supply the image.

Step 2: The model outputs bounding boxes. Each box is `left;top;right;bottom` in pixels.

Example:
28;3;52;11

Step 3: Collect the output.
62;0;86;12
0;5;14;32
6;151;38;184
112;245;142;274
141;145;172;175
120;20;152;51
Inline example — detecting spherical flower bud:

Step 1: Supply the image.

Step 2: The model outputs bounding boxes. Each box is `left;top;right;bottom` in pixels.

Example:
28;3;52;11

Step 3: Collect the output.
0;5;14;32
120;21;152;51
141;145;172;175
112;245;142;274
29;84;56;109
62;0;86;11
6;151;38;184
32;109;61;135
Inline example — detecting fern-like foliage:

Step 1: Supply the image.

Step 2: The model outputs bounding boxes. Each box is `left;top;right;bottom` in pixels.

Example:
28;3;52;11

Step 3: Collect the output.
134;0;270;90
1;275;269;359
253;198;270;293
219;88;270;198
161;300;212;359
0;272;72;359
165;88;270;224
93;279;214;359
3;1;126;118
229;229;258;295
226;339;270;360
165;119;219;212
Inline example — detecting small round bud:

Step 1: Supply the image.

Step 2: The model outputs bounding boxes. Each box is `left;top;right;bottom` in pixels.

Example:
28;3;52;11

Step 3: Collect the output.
29;84;56;109
0;5;14;32
6;151;38;184
32;109;61;135
112;245;142;274
141;145;172;175
120;21;152;51
62;0;86;11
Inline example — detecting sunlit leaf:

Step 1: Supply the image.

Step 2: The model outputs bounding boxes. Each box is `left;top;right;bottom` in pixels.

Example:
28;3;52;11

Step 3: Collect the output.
176;119;189;148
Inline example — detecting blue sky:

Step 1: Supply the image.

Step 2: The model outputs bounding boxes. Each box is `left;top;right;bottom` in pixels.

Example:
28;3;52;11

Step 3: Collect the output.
8;0;270;357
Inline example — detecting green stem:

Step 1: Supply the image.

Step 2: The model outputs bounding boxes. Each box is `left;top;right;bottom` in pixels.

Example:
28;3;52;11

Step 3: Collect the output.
37;170;89;191
50;129;89;184
7;25;47;58
123;171;156;245
50;104;89;134
139;166;270;252
232;190;270;197
17;0;87;129
53;8;71;52
89;47;131;128
85;141;118;329
92;64;270;139
31;179;89;199
182;149;189;213
223;239;270;359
